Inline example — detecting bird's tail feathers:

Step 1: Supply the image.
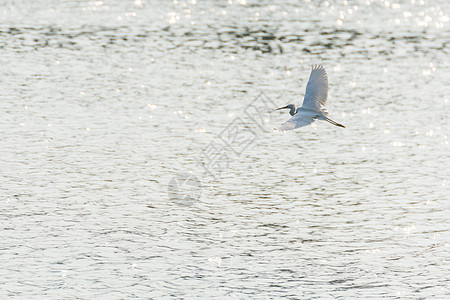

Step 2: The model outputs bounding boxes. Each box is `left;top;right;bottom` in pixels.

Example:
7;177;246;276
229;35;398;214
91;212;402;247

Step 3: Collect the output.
325;118;345;128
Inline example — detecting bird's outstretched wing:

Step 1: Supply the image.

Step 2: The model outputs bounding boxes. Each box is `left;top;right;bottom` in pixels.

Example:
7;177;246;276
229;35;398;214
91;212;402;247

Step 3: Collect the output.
278;110;315;132
301;65;328;111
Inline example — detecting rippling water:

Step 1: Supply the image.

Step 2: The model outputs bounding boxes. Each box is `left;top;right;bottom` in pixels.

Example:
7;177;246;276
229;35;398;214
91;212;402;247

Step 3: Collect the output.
1;0;449;298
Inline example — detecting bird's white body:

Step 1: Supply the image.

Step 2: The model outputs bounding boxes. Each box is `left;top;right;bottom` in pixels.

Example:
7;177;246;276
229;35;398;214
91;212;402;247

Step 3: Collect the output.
278;65;344;131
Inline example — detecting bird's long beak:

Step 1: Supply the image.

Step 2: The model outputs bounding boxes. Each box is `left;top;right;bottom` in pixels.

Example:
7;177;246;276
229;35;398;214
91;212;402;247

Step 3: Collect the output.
276;106;288;111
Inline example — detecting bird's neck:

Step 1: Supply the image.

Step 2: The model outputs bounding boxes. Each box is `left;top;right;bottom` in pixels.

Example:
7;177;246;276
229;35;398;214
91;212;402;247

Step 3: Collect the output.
289;106;296;116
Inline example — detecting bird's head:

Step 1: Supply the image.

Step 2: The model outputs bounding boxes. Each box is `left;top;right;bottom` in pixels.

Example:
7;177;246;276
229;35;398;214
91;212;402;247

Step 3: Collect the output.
276;104;293;111
276;104;296;116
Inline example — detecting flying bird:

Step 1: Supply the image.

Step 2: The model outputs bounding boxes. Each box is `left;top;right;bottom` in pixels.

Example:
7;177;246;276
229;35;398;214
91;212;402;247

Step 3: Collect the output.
277;65;345;131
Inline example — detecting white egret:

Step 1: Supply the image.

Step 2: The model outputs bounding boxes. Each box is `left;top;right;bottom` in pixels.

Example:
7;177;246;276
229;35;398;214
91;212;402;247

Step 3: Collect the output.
277;65;345;131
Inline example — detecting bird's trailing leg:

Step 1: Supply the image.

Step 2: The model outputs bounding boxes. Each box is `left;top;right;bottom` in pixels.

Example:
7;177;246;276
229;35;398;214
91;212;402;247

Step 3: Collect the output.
325;118;345;128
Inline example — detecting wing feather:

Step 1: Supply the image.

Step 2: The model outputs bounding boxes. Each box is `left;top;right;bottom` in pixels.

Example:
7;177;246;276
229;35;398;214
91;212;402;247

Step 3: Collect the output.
301;65;328;111
278;110;315;132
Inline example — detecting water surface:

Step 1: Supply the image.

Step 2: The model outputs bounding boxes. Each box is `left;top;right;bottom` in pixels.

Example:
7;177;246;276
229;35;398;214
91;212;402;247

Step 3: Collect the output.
1;0;449;298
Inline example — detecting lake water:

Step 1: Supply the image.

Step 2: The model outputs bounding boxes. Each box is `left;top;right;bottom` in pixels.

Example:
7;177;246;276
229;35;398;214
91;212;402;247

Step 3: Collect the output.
1;0;449;298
